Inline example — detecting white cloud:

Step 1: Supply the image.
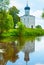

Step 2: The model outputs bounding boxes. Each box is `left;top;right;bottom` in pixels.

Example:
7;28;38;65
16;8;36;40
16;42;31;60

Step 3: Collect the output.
30;10;44;28
30;10;42;18
9;0;24;9
9;0;15;7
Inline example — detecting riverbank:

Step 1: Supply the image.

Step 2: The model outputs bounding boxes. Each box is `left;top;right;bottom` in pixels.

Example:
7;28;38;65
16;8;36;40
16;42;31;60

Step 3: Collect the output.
1;28;44;37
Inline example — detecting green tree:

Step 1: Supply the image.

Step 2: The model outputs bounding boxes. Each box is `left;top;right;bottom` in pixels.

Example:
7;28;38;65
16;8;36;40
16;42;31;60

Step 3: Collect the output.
0;0;9;10
42;9;44;18
0;10;14;34
42;12;44;18
16;22;25;36
5;0;9;5
35;25;42;29
8;6;20;28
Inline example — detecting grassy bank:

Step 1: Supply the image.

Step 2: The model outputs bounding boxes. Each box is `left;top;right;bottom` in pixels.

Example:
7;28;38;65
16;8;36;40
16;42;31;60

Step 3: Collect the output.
1;28;44;37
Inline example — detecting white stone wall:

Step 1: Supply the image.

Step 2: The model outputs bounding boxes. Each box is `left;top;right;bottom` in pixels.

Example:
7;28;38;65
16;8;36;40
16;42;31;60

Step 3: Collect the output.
29;15;35;28
21;15;35;28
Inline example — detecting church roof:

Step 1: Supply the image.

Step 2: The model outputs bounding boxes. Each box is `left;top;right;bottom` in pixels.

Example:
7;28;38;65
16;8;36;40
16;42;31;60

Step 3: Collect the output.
24;6;30;10
24;2;30;10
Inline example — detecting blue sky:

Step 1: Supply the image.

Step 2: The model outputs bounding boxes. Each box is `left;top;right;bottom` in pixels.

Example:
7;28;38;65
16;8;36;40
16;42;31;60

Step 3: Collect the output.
9;0;44;28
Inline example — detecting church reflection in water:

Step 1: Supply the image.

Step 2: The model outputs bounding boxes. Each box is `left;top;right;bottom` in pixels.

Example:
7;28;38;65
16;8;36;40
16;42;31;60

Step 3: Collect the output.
22;40;35;65
0;38;35;65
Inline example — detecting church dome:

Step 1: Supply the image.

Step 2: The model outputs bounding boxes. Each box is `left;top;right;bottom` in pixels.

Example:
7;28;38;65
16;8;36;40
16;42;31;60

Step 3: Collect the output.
24;4;30;10
24;6;30;10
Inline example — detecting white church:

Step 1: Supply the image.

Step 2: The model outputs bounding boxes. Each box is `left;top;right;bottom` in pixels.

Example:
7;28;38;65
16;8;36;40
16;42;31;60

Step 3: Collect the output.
20;2;35;28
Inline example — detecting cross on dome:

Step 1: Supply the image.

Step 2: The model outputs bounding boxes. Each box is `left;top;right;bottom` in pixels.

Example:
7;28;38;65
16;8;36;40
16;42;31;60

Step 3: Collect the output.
24;0;30;10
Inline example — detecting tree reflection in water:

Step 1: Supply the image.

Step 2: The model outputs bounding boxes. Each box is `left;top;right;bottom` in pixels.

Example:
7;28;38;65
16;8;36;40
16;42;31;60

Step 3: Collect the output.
0;42;19;65
0;36;35;65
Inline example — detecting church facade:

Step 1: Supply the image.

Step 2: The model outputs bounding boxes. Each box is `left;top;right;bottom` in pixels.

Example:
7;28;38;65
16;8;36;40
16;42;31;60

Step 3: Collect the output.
20;3;35;28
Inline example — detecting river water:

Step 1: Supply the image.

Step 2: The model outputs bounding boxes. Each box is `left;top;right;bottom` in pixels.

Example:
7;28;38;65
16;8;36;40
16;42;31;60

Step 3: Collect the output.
0;36;44;65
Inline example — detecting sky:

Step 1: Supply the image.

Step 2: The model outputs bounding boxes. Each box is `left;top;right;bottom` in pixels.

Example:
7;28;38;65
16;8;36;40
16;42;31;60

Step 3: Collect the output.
9;0;44;28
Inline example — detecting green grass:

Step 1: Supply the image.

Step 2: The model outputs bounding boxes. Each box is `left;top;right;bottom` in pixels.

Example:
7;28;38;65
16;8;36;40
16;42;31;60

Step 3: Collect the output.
24;28;44;36
1;28;44;37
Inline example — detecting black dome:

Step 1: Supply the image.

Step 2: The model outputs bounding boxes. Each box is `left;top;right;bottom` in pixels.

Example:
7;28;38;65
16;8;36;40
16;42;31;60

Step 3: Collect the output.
24;6;30;10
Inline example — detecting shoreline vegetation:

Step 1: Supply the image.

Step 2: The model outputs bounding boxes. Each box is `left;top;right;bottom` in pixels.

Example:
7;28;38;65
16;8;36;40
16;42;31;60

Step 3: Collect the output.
1;28;44;37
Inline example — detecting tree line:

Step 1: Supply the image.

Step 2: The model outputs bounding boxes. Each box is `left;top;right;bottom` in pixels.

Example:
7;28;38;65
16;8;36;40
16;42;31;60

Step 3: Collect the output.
0;0;20;35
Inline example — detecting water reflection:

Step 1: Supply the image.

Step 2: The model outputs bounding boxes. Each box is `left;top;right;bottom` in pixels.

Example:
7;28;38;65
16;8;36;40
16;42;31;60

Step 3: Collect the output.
0;36;44;65
0;42;19;65
0;37;35;65
23;40;35;65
